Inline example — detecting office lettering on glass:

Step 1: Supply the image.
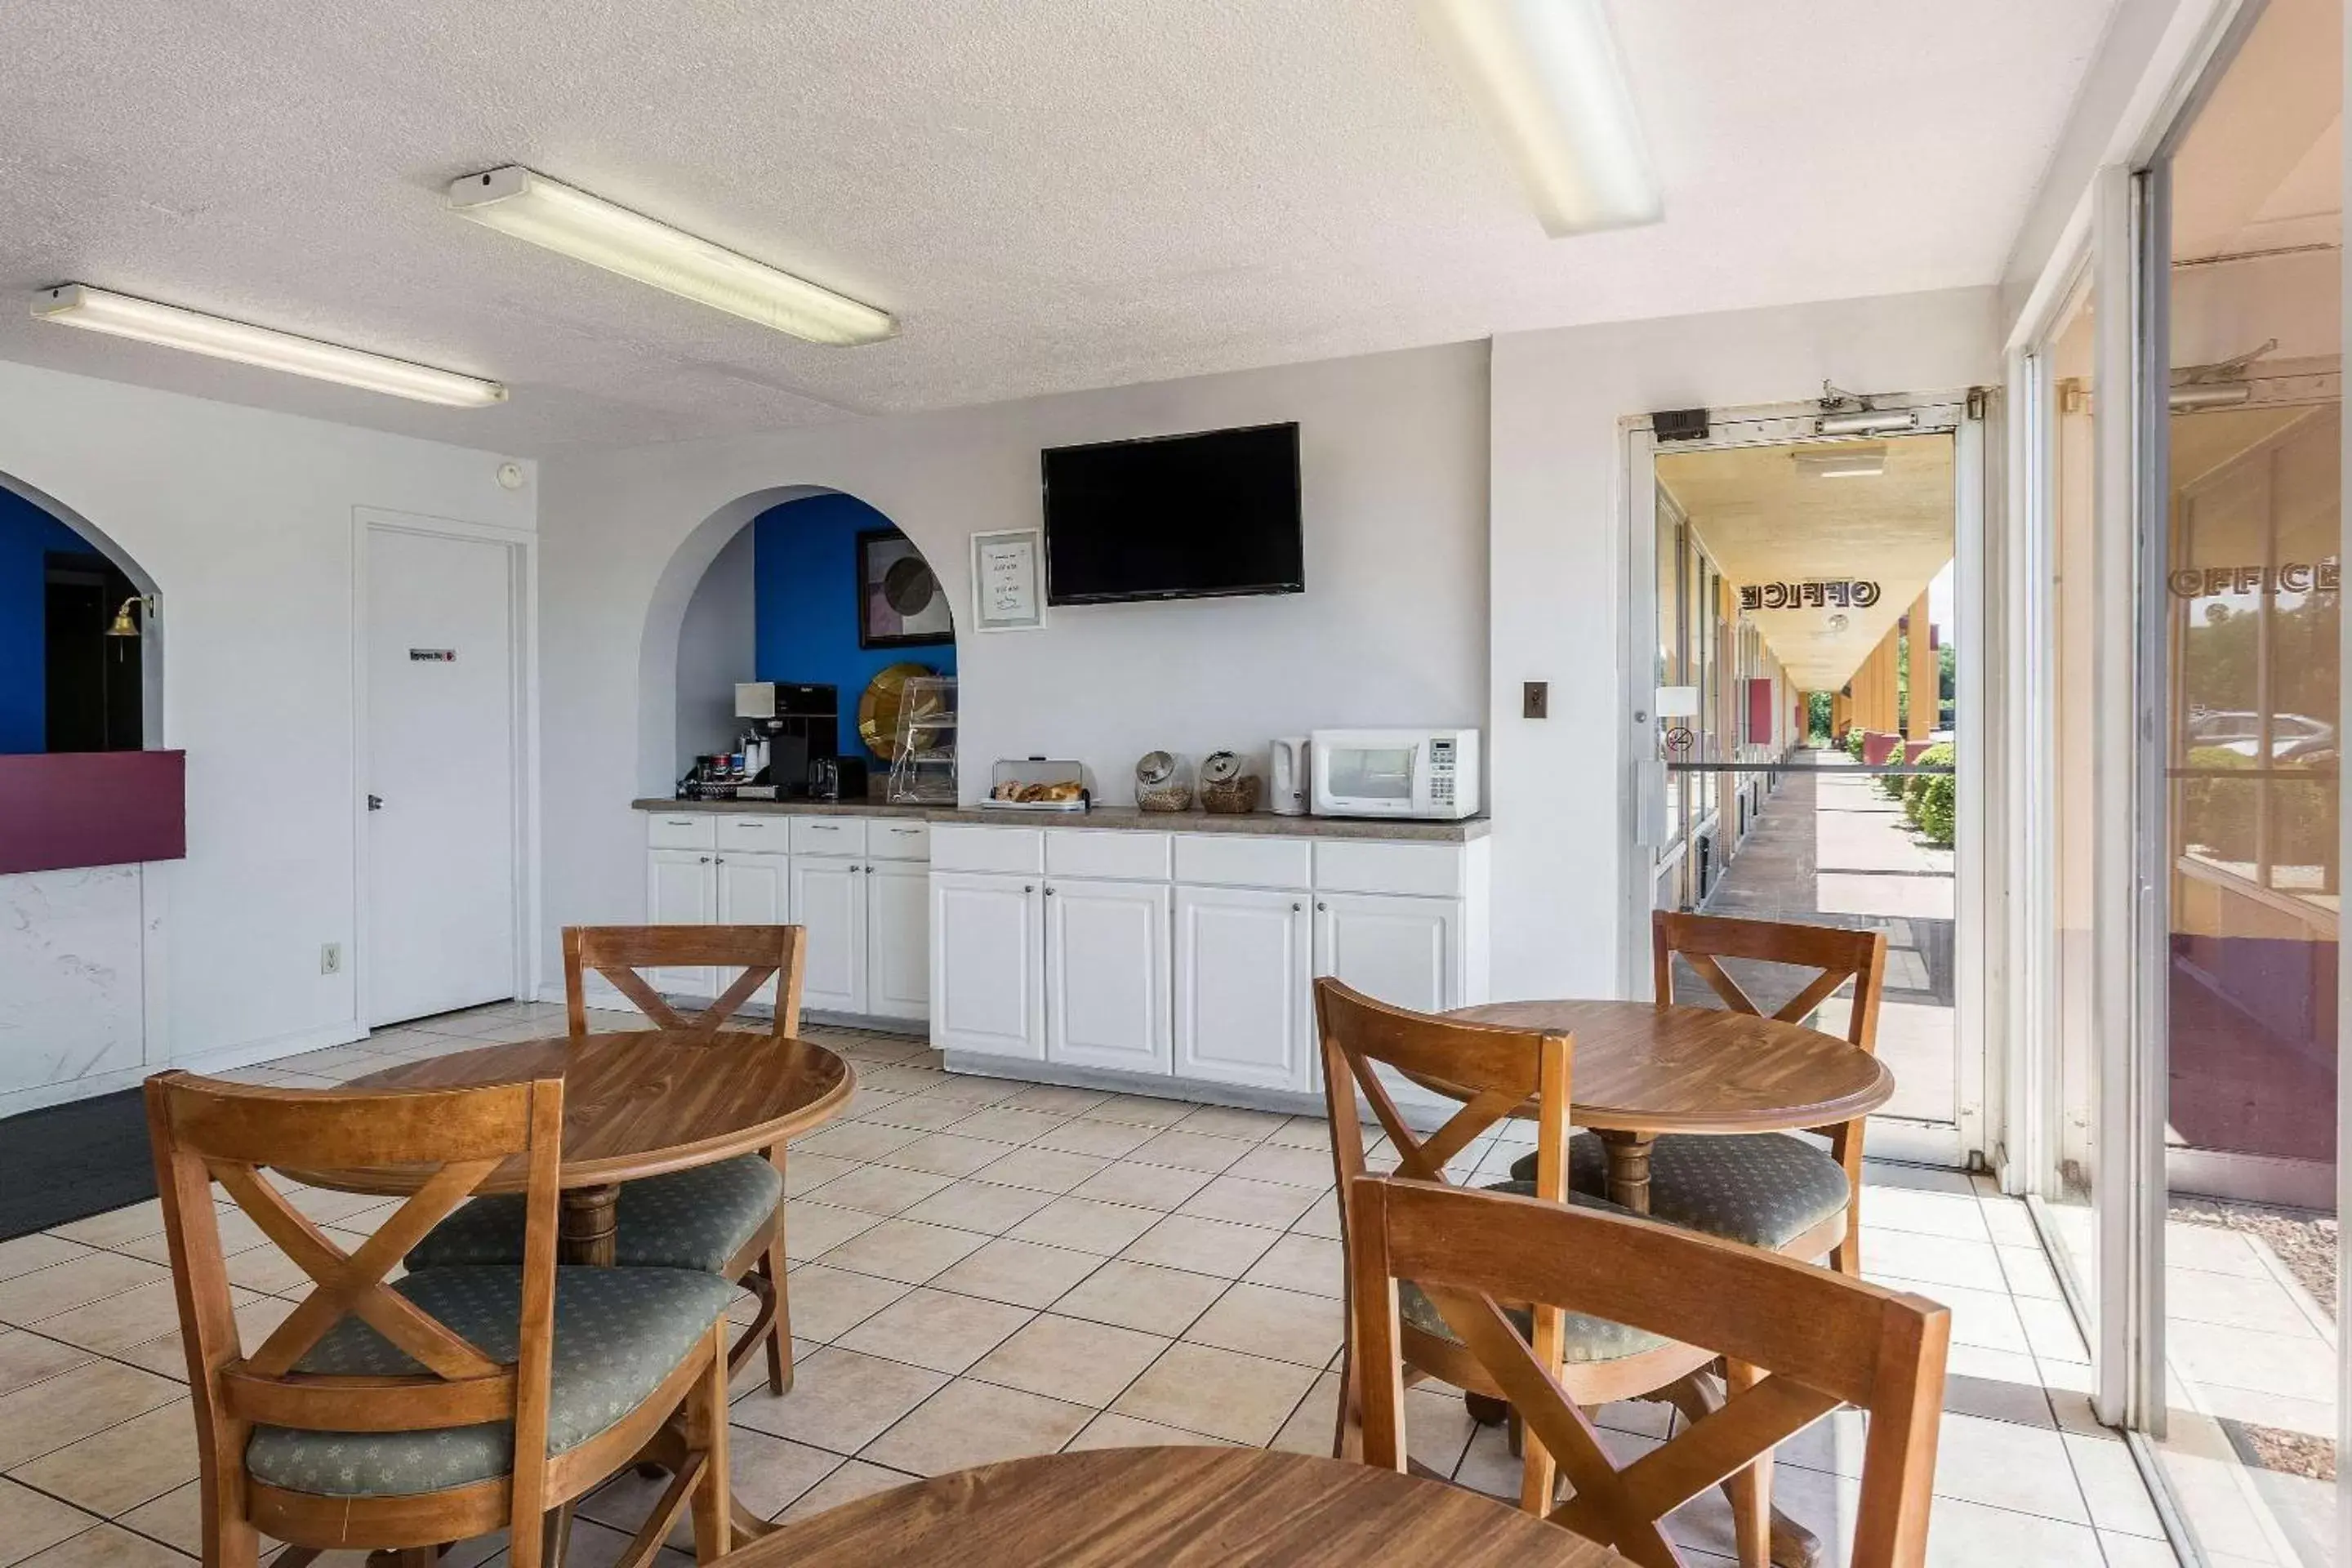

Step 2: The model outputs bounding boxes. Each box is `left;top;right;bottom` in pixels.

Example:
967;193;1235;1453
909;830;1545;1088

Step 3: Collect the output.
2166;559;2341;598
1736;579;1882;611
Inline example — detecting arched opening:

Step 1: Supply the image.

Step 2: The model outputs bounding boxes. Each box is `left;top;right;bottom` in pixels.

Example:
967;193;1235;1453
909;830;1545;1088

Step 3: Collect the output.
652;485;956;799
0;471;161;755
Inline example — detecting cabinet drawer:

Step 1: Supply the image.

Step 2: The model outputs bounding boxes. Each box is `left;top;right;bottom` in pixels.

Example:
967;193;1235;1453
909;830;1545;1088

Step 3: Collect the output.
715;815;788;852
791;816;867;857
868;819;933;862
1174;834;1311;889
645;813;716;850
1314;840;1465;898
1046;828;1171;881
932;824;1045;875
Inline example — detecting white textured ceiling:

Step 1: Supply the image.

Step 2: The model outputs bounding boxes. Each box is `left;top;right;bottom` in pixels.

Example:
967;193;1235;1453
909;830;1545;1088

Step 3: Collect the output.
0;1;2117;453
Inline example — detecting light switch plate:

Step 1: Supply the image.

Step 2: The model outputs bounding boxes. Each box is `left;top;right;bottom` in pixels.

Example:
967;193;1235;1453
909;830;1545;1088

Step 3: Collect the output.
1523;681;1548;719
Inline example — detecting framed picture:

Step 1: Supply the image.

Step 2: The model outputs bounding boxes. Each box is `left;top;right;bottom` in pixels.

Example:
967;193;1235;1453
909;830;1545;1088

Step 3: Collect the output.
858;528;954;648
972;528;1047;633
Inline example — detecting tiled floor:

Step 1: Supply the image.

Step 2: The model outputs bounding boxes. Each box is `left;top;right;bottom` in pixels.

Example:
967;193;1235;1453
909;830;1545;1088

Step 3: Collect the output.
0;1003;2180;1566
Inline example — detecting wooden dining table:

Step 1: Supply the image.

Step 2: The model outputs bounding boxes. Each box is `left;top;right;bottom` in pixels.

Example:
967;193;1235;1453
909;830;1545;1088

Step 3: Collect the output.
291;1026;853;1264
713;1447;1619;1566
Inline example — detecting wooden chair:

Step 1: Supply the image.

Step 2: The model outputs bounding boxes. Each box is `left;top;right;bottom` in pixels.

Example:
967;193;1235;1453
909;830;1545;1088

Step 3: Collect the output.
1316;978;1718;1518
408;924;809;1392
1509;911;1887;1274
1350;1175;1949;1568
145;1071;737;1568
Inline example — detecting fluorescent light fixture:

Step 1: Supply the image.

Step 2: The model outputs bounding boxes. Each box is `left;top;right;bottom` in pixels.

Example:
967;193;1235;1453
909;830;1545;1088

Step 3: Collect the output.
448;167;893;346
30;285;507;408
1792;443;1887;479
1419;0;1662;236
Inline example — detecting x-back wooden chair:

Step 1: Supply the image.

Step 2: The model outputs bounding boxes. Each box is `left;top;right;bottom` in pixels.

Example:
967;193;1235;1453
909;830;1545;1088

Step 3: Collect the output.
1351;1175;1949;1568
407;924;811;1395
1316;978;1719;1518
146;1071;737;1568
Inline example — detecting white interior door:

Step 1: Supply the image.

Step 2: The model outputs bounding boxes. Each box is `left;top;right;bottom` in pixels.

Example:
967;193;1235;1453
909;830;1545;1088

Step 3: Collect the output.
364;525;519;1026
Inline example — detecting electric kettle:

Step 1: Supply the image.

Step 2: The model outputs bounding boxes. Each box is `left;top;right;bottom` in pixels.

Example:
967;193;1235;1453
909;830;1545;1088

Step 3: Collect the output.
1268;737;1309;817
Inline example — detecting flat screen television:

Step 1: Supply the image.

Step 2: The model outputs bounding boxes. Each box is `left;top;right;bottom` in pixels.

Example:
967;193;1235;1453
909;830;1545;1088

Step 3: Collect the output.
1041;422;1303;604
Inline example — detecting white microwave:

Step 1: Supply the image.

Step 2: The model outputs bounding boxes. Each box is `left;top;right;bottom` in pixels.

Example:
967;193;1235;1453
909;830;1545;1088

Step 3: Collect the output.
1309;728;1480;820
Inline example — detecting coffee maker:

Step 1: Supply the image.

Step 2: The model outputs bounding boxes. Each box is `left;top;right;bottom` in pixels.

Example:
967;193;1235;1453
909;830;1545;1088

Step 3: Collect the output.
736;682;839;799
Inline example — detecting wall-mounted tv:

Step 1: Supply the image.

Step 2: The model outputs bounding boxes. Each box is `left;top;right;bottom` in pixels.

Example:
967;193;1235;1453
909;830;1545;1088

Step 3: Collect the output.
1040;422;1303;604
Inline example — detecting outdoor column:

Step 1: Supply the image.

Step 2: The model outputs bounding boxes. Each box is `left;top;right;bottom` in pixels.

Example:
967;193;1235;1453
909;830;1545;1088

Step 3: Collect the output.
1906;590;1938;741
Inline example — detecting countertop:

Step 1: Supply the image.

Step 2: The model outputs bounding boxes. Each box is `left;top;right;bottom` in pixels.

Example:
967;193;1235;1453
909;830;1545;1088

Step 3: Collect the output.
632;796;1491;843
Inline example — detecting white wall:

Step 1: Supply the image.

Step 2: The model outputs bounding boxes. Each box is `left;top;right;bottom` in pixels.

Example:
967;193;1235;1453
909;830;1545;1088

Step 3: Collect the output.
539;341;1490;971
675;523;756;769
1486;287;2002;1000
0;359;533;1105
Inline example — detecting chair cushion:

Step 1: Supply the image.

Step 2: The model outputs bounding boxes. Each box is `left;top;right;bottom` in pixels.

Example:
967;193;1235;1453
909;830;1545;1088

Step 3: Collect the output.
405;1154;783;1275
1396;1182;1669;1365
246;1265;737;1498
1508;1132;1850;1251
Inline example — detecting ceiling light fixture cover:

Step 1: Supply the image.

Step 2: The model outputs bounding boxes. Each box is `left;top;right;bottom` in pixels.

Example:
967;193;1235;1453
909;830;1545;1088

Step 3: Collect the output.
29;285;507;407
448;167;894;346
1419;0;1662;237
1792;443;1888;479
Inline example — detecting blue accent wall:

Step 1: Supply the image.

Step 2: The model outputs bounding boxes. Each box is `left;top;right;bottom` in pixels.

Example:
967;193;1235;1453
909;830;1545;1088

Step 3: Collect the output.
753;494;956;768
0;488;104;755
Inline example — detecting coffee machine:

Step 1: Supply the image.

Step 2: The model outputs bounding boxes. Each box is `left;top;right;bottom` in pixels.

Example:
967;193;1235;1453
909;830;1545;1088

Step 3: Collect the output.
735;682;839;799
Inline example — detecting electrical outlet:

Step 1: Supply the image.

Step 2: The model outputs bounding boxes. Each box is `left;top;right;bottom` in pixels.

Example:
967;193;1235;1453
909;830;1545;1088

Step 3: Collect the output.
320;942;343;976
1523;680;1549;719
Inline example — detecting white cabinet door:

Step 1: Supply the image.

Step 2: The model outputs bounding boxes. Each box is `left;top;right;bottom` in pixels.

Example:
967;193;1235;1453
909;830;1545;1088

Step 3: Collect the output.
791;856;868;1016
1045;879;1172;1075
931;871;1045;1061
1174;885;1313;1092
715;851;790;1007
1312;893;1463;1013
646;849;716;1000
866;860;931;1022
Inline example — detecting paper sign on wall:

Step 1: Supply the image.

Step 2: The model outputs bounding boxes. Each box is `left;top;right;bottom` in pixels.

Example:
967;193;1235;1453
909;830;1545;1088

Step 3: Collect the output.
972;528;1046;632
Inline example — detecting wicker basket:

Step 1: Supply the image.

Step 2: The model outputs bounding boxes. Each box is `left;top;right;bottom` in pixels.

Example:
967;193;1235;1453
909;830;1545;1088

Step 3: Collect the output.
1199;776;1263;814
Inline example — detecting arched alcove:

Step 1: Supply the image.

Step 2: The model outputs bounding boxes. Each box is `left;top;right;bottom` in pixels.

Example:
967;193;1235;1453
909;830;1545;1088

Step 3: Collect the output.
644;484;957;796
0;470;161;755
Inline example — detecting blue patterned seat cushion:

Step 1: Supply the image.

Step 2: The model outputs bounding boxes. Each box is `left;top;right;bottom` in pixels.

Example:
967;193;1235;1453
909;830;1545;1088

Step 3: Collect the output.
1508;1132;1850;1251
405;1154;782;1275
246;1265;737;1498
1396;1182;1668;1365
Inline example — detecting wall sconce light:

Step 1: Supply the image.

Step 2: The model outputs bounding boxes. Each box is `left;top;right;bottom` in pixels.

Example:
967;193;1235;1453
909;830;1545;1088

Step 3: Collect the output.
106;595;158;638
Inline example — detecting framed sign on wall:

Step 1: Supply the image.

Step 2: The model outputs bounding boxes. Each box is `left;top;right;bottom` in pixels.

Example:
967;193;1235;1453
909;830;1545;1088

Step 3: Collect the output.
972;528;1046;633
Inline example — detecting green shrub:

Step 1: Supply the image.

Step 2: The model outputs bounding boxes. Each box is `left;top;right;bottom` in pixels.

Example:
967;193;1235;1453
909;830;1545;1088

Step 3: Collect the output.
1879;754;1909;801
1843;727;1866;762
1906;742;1956;847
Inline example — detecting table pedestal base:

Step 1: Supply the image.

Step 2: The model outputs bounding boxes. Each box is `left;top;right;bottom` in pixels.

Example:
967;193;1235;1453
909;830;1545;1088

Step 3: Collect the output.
559;1183;621;1267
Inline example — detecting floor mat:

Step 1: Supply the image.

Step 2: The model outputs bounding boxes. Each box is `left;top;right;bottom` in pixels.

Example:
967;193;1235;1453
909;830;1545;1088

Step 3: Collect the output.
0;1087;156;1241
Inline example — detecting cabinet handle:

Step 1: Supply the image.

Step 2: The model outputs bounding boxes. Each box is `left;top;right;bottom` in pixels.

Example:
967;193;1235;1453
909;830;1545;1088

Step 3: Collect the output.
1316;902;1326;911
1044;886;1056;897
1292;902;1302;912
1024;884;1035;894
699;855;711;864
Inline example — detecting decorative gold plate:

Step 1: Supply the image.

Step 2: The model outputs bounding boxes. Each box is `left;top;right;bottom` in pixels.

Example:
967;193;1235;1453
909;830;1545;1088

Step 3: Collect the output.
859;663;943;760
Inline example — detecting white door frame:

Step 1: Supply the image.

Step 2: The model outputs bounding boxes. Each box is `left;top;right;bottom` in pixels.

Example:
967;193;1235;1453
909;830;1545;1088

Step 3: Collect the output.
351;506;538;1029
1617;392;1989;1169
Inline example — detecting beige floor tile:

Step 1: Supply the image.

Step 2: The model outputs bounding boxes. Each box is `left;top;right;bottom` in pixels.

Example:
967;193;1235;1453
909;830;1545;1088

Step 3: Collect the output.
970;1147;1113;1196
10;1398;198;1517
1065;1410;1236;1451
47;1200;168;1250
778;1152;863;1196
851;1096;971;1133
0;1477;100;1567
798;1164;955;1218
271;1184;389;1227
0;1253;170;1328
779;1202;882;1263
1027;1119;1156;1160
1178;1175;1325;1232
1183;1282;1344;1369
931;1239;1107;1310
1001;1085;1111;1116
773;1263;912;1343
112;1481;209;1557
897;1181;1057;1236
814;1218;991;1285
1126;1129;1254;1175
16;1523;193;1566
581;1427;840;1539
0;1331;91;1399
911;1076;1023;1108
835;1288;1036;1374
861;1377;1091;1477
877;1134;1022;1179
1272;1373;1477;1477
2060;1431;2167;1539
1288;1192;1343;1241
1867;1274;2030;1356
791;1121;925;1163
0;1238;89;1287
115;1297;297;1384
222;1246;315;1297
1079;1094;1196;1129
969;1313;1169;1407
30;1280;225;1356
1264;1116;1334;1151
1111;1342;1318;1446
847;1064;951;1097
1241;1233;1343;1298
1006;1196;1162;1257
1053;1259;1229;1337
1119;1214;1280;1280
1067;1161;1214;1212
0;1359;182;1469
772;1458;920;1524
1222;1143;1338;1188
1171;1105;1288;1143
1864;1229;2009;1294
730;1346;947;1454
945;1106;1071;1146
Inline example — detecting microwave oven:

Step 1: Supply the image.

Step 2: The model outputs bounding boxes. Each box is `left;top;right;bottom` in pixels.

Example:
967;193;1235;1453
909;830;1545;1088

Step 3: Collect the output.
1308;728;1480;820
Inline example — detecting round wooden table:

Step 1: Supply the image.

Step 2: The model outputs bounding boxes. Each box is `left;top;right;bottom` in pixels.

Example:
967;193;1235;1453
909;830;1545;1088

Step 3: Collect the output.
713;1447;1618;1566
1442;999;1893;1214
296;1027;854;1265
